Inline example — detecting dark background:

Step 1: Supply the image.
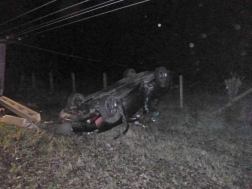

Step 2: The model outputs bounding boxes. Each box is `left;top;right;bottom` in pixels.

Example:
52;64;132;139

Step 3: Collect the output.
1;0;252;93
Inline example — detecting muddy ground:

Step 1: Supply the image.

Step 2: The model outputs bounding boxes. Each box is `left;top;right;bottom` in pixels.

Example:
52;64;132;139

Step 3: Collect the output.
0;88;252;189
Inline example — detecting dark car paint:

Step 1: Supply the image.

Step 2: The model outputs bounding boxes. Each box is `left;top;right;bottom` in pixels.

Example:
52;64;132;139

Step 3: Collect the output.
59;70;169;131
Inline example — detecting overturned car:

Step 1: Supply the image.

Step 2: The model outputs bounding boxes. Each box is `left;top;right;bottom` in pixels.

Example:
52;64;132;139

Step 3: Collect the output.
58;67;172;135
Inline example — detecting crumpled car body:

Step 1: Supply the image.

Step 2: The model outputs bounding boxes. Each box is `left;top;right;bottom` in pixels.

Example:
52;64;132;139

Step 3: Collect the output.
59;67;171;132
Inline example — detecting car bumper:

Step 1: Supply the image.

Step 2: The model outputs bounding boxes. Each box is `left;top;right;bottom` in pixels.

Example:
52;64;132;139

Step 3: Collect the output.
59;109;105;130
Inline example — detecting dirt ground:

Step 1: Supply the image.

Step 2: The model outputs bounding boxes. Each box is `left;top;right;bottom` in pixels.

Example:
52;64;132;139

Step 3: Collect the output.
0;89;252;189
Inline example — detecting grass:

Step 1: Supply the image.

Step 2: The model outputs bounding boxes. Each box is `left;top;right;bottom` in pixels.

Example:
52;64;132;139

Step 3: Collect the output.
0;90;252;188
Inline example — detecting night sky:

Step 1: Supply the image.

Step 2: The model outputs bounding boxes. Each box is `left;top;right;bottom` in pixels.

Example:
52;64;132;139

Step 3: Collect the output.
1;0;252;91
1;0;171;68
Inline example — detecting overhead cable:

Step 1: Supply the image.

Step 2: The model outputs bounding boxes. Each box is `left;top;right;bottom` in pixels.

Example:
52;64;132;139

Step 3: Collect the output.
12;0;121;37
13;42;84;59
12;42;130;68
0;0;91;34
26;0;150;37
0;0;58;26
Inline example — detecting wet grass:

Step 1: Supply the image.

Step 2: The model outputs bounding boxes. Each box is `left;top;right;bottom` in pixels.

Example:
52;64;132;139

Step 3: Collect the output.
0;90;252;188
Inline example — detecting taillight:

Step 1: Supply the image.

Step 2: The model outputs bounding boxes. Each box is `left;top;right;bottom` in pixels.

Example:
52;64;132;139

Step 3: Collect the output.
95;117;104;129
91;115;100;122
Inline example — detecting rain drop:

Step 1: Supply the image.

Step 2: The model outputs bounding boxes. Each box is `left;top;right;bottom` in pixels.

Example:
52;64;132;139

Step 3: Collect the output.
241;50;247;56
189;43;194;48
235;24;241;30
201;33;207;38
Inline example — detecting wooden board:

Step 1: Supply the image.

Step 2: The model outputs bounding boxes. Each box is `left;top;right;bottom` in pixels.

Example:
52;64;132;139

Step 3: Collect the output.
0;115;38;129
0;96;41;123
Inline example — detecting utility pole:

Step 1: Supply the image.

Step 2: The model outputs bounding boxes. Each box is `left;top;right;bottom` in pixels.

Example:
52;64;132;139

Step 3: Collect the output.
0;37;18;95
0;42;6;96
0;38;41;125
0;38;10;96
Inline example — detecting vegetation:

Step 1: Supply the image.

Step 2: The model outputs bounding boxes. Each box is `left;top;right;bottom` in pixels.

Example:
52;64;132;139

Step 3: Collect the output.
0;89;251;188
1;0;252;187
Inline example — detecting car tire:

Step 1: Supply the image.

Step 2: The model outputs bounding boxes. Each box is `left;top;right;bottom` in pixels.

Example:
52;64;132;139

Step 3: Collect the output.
154;66;171;88
124;68;136;78
67;93;86;109
99;95;121;124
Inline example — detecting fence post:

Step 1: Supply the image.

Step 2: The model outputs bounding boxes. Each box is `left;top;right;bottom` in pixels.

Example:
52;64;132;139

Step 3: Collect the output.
103;73;107;89
180;75;183;108
49;71;54;92
32;72;36;90
71;72;76;93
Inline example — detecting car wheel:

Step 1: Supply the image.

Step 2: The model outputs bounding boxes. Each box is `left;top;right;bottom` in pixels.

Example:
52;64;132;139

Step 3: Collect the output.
99;95;121;124
155;66;171;88
67;93;86;109
124;68;136;78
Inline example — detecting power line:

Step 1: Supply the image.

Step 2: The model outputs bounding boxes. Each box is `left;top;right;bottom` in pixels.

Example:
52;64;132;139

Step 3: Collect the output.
13;42;83;59
0;0;58;26
0;0;91;34
12;42;131;68
30;0;150;37
12;0;122;37
12;0;119;37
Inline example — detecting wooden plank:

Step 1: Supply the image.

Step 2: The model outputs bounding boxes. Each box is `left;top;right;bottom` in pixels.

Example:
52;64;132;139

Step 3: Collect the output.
0;115;38;129
0;96;41;123
0;43;6;96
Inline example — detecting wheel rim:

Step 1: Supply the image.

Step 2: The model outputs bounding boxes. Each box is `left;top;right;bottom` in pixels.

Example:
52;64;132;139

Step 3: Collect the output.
155;67;170;88
158;71;168;81
67;93;86;109
106;97;118;116
74;97;83;107
99;95;121;124
158;71;168;86
124;68;136;78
